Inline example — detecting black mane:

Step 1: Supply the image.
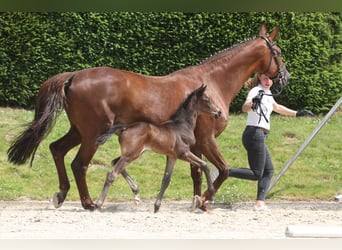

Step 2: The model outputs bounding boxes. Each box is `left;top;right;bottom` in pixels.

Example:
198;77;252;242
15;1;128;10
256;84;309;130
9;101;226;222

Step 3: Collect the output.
169;85;205;122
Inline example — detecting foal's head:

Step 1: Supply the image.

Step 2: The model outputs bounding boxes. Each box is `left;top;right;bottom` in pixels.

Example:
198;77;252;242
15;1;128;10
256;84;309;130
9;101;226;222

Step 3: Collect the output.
170;85;221;124
193;85;221;119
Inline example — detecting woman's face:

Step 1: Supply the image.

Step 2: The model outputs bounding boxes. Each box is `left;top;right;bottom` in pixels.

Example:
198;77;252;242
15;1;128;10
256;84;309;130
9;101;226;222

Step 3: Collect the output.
258;74;273;89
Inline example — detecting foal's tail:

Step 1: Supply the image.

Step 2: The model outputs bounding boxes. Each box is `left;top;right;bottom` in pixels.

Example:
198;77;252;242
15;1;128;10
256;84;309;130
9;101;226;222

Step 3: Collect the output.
7;72;74;166
96;124;126;145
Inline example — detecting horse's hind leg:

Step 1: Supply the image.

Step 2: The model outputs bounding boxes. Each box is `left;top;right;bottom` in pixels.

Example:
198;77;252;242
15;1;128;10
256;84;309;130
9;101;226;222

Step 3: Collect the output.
50;126;81;208
71;139;99;210
154;156;176;213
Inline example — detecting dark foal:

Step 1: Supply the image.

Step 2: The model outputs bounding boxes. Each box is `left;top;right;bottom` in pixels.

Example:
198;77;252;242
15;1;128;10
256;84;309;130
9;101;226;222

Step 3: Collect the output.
96;85;221;212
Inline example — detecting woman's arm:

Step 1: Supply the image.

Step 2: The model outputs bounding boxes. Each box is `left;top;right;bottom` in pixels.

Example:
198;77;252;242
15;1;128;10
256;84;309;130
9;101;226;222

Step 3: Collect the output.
273;102;297;116
242;99;253;113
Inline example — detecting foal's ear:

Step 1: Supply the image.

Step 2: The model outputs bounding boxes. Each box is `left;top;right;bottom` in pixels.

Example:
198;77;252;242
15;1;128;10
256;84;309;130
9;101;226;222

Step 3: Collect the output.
196;84;207;97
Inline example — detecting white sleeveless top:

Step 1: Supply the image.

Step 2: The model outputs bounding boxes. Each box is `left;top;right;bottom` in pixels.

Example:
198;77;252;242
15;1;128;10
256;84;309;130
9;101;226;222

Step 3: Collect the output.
246;84;275;130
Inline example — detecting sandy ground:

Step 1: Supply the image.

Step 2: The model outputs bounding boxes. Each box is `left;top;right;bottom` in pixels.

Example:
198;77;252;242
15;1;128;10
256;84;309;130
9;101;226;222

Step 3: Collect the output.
0;199;341;239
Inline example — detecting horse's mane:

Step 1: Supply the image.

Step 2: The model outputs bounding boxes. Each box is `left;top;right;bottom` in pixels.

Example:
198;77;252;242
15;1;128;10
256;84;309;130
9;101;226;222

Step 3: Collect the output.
168;85;205;122
198;36;257;65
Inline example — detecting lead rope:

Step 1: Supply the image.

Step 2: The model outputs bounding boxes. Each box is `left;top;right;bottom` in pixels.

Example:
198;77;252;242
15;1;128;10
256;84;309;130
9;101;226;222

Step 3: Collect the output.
256;100;269;124
252;91;269;124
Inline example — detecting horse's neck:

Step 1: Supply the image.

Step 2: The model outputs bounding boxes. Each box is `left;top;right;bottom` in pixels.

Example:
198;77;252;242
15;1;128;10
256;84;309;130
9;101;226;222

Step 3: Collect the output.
192;39;266;105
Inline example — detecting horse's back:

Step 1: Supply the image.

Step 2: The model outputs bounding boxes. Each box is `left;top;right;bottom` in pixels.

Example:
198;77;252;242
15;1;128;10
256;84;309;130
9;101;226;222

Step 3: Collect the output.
65;66;199;125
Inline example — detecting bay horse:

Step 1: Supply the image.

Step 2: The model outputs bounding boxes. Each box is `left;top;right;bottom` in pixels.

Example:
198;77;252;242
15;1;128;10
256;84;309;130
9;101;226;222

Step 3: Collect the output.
95;85;221;212
7;23;290;210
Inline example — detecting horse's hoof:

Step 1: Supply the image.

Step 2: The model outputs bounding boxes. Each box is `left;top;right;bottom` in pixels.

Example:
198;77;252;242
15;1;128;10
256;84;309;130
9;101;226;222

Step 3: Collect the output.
52;192;64;208
84;204;96;211
191;195;202;211
199;205;210;212
82;201;96;211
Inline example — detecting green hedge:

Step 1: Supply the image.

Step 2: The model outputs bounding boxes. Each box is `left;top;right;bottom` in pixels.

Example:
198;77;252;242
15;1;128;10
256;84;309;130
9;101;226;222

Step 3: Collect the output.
0;12;341;113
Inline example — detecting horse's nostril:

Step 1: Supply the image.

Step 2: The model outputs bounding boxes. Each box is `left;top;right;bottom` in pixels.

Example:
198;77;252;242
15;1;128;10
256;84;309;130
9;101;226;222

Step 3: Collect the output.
215;110;222;119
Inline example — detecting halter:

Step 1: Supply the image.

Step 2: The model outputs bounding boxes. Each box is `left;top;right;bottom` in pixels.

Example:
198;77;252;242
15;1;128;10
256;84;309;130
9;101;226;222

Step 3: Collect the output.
252;36;289;124
258;35;288;97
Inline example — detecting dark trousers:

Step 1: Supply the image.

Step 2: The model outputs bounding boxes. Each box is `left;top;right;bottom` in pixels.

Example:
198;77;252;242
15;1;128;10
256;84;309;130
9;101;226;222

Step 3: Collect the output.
229;126;274;201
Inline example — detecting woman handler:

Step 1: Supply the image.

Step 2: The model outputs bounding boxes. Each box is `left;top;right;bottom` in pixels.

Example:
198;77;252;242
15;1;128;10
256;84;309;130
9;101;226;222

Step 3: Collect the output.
229;73;313;211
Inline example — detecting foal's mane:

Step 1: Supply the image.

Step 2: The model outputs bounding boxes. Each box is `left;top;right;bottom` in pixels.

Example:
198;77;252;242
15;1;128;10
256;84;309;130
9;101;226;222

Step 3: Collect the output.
168;85;205;122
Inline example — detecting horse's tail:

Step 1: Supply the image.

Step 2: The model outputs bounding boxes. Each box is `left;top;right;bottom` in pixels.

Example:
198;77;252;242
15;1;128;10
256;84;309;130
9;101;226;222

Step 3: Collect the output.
7;72;74;166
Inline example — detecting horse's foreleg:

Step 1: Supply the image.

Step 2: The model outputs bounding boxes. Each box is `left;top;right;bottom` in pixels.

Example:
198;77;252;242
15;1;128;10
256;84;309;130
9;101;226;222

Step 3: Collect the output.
154;156;176;213
200;139;229;202
181;152;215;207
189;148;203;197
96;156;129;208
71;141;98;210
49;127;81;208
121;168;140;205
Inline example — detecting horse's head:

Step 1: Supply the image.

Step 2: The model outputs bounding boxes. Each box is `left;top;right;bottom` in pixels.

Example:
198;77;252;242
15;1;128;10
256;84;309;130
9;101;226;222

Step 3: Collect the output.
194;85;221;119
258;23;290;93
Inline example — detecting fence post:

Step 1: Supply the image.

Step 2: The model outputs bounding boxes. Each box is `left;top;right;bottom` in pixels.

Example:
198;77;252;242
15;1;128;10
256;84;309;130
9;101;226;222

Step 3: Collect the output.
267;96;342;194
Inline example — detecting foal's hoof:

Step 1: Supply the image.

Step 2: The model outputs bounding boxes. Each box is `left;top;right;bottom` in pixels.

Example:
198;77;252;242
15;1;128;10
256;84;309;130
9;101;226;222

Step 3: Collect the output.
154;205;160;213
154;200;161;213
94;202;103;210
134;196;140;206
52;192;64;208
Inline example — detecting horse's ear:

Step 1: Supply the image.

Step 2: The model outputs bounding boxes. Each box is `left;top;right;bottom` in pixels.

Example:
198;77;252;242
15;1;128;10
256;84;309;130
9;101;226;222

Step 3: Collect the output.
268;26;279;41
258;22;267;36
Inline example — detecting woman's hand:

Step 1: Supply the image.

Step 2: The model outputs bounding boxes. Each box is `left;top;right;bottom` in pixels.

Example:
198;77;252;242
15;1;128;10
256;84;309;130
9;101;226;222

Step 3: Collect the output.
296;109;314;117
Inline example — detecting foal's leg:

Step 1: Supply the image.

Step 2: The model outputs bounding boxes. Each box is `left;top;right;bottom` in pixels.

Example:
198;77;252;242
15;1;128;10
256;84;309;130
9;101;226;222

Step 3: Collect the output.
121;169;140;205
181;151;215;203
154;156;177;213
49;126;81;208
111;157;140;204
96;156;130;208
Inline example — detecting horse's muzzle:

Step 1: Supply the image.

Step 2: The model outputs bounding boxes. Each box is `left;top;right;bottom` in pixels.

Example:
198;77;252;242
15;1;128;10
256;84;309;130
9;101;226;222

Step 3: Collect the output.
278;65;290;87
